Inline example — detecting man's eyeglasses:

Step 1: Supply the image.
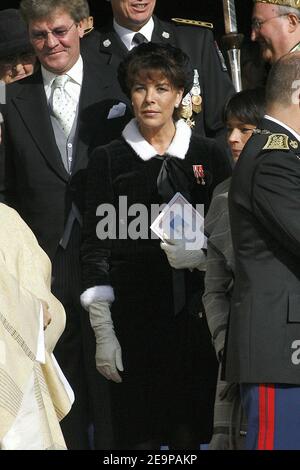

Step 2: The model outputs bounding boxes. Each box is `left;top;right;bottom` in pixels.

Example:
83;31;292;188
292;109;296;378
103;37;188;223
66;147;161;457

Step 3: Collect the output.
251;13;288;31
30;22;77;42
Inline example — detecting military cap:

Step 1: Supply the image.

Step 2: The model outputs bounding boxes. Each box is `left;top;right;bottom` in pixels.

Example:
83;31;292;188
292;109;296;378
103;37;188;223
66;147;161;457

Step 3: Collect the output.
253;0;300;8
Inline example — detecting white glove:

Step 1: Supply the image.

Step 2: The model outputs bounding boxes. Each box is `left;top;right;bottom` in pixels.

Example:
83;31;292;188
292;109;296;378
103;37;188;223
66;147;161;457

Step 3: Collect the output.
89;300;124;383
160;235;207;270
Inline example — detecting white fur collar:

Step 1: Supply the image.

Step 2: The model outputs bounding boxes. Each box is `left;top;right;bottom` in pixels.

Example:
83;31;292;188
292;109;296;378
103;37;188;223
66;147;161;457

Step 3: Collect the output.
122;118;192;161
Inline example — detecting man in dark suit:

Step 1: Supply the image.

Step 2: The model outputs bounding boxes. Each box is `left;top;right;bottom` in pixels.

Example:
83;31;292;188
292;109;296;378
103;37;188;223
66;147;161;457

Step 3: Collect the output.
1;0;128;449
225;52;300;450
81;0;235;137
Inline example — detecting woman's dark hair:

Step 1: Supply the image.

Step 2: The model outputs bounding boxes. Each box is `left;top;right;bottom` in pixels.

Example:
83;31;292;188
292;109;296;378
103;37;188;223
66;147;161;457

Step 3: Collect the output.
117;42;194;100
224;87;266;126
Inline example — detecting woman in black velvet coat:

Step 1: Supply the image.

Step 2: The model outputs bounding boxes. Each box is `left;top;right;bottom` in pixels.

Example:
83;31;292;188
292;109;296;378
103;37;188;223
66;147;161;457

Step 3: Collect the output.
80;43;231;450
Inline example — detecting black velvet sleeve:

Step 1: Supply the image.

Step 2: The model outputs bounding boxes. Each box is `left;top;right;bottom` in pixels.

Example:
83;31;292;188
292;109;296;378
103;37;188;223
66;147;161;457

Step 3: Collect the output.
81;145;114;290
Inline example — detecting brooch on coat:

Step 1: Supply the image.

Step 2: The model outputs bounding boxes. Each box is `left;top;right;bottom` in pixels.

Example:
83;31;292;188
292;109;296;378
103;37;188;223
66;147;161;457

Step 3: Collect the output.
193;164;205;185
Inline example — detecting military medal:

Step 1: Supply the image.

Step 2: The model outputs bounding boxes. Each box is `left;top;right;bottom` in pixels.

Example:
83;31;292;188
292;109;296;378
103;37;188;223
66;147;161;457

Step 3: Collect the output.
191;69;202;114
180;69;202;126
191;94;202;114
180;93;193;120
186;118;195;128
193;165;205;185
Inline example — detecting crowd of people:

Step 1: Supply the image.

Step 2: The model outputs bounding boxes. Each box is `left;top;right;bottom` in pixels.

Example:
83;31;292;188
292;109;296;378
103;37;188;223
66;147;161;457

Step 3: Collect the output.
0;0;300;451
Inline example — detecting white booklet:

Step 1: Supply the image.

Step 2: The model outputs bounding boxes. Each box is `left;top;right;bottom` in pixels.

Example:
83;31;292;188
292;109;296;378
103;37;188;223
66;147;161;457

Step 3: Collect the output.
150;192;207;249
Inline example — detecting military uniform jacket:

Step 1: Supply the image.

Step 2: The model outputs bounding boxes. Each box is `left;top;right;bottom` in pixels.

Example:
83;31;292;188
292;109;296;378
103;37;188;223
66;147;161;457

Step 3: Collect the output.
81;16;234;137
225;118;300;384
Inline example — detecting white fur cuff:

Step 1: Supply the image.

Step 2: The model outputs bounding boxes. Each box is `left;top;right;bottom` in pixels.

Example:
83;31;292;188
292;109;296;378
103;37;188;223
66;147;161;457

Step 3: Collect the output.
80;285;115;310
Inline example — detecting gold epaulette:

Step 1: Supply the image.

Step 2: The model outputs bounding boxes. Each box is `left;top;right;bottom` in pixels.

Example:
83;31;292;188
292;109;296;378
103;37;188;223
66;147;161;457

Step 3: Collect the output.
171;18;213;29
262;133;299;150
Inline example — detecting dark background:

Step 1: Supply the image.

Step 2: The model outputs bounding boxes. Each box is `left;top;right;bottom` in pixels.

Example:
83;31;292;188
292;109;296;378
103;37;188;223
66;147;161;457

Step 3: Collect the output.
0;0;254;42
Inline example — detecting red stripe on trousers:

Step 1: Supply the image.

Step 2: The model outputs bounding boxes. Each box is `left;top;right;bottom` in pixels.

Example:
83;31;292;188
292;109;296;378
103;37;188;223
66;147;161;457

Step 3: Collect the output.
257;384;275;450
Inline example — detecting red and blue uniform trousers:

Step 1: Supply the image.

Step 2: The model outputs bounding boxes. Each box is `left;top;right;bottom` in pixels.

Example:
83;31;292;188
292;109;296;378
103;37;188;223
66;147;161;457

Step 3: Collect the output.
240;383;300;450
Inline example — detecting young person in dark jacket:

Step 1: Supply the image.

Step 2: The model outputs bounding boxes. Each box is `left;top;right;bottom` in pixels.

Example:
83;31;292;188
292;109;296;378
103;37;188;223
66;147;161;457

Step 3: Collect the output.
81;42;231;450
203;88;266;450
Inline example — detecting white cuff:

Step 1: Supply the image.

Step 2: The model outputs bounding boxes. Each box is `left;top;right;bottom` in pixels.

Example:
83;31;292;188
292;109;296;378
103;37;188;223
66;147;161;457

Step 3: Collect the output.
80;285;115;310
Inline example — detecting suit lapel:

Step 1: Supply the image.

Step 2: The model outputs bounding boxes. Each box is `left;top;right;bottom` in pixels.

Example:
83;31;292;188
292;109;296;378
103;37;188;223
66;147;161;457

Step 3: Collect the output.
12;70;69;182
73;58;114;174
97;17;176;64
98;24;128;65
152;16;177;46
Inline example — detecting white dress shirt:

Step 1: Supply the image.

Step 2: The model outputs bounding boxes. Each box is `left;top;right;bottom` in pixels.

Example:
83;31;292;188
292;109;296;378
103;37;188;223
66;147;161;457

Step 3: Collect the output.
42;55;83;105
113;17;154;50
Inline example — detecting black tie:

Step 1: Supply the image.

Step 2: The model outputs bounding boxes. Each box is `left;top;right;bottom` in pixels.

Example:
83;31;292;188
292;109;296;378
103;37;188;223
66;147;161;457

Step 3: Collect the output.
133;32;147;46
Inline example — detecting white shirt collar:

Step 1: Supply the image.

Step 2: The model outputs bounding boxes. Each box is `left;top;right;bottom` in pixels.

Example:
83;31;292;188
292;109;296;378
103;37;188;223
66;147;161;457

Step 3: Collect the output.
122;118;192;161
265;114;300;142
113;17;154;50
41;55;83;89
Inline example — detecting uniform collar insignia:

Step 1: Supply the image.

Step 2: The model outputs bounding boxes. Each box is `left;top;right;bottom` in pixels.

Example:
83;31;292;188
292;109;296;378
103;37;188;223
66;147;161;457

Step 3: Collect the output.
290;140;299;149
252;128;271;135
262;133;290;151
255;128;299;151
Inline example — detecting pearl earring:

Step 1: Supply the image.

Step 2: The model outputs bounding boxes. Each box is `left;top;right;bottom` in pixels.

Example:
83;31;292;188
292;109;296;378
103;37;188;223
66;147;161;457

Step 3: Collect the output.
175;103;179;108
